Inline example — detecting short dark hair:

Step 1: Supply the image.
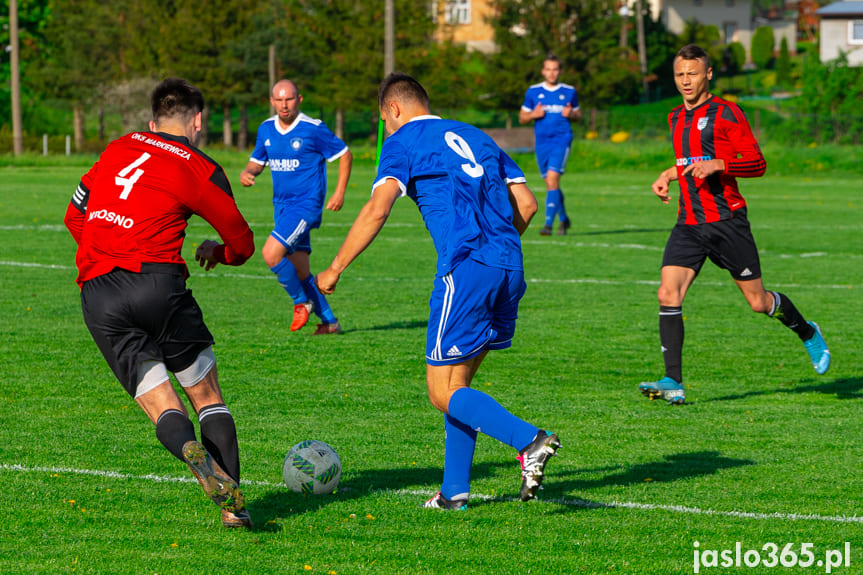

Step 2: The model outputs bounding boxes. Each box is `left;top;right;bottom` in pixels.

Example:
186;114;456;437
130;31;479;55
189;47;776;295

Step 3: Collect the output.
676;44;710;68
151;78;204;122
544;53;561;66
378;72;429;110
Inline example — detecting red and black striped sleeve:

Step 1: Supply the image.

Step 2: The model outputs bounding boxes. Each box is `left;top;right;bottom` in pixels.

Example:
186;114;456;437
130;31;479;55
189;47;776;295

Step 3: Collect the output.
719;103;766;179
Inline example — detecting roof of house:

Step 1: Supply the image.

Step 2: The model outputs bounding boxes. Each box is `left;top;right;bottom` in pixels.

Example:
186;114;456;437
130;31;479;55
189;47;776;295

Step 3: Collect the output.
816;1;863;16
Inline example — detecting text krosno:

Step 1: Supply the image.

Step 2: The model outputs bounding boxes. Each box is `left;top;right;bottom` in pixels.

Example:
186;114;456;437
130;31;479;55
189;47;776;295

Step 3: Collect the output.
88;209;134;229
694;542;851;573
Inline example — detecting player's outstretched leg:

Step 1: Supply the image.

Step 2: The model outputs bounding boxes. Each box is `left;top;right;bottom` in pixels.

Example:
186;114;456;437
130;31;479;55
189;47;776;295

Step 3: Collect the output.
446;388;559;500
182;440;246;514
270;258;313;331
540;190;557;236
517;430;561;501
640;305;686;404
422;414;475;510
302;275;341;335
767;291;830;374
803;321;830;374
555;190;570;236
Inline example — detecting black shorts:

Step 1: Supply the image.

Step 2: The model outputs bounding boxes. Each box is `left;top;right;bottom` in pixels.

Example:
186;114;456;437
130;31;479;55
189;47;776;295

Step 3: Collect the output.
662;209;762;281
81;264;214;396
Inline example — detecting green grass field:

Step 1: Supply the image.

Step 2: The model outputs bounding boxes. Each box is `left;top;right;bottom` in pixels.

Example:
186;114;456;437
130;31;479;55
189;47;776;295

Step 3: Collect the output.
1;149;861;574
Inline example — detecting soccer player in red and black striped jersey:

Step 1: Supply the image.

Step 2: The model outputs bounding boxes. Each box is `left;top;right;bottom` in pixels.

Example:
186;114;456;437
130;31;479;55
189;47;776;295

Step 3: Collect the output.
64;78;256;527
638;45;830;405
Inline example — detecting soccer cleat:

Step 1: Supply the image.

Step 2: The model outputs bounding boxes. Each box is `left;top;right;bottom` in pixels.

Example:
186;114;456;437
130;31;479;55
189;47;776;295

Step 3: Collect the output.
539;225;552;236
803;321;830;375
422;492;468;510
221;508;254;529
182;440;245;513
290;302;314;331
517;430;561;501
312;321;342;335
638;377;685;405
557;219;571;236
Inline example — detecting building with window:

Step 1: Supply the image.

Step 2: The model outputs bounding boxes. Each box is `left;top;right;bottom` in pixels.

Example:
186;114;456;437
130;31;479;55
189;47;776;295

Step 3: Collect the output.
816;1;863;65
431;0;497;53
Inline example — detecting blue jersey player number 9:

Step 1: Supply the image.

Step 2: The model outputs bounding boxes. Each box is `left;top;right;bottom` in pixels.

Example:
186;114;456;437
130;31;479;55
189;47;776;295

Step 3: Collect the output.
445;132;484;178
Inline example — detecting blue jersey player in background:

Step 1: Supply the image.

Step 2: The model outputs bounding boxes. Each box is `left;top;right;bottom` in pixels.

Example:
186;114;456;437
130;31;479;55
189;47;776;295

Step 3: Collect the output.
240;79;352;335
519;54;581;236
318;73;561;510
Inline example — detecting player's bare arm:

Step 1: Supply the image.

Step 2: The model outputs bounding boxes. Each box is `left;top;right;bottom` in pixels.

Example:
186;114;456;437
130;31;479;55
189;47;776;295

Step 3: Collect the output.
326;150;353;212
317;179;401;294
681;158;726;180
239;161;265;187
652;166;679;204
508;182;538;236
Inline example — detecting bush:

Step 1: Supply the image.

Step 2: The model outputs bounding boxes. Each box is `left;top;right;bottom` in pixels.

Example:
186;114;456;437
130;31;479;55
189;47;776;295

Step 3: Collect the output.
751;27;775;69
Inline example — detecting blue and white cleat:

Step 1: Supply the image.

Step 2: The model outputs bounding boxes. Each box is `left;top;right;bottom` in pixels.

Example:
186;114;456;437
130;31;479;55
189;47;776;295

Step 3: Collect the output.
803;321;830;375
639;377;685;405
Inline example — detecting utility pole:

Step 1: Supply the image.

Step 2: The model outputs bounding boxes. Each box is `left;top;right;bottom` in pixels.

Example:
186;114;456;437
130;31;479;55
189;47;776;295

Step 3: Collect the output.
10;0;23;155
635;0;649;102
384;0;394;76
268;44;276;115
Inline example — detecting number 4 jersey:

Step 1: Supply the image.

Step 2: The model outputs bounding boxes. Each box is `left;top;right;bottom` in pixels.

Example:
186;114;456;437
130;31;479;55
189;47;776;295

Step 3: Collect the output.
373;115;527;277
65;131;254;287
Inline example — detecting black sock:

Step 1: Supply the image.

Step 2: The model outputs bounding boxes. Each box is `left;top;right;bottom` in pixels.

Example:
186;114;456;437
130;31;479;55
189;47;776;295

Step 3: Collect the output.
155;409;197;463
769;291;815;340
659;306;684;383
198;403;240;483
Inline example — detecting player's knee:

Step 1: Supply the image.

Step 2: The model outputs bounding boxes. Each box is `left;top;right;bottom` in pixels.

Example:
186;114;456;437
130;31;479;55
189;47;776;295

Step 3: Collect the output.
426;384;450;413
657;285;677;306
175;347;216;388
748;295;771;315
261;245;281;268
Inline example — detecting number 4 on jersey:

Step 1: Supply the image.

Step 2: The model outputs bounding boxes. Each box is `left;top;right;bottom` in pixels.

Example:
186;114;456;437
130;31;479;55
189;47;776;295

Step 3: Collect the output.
115;152;151;199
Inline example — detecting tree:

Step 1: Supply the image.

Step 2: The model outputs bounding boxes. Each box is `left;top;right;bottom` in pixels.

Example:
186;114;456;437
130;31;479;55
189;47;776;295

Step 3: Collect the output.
776;36;791;88
486;0;643;110
751;26;775;69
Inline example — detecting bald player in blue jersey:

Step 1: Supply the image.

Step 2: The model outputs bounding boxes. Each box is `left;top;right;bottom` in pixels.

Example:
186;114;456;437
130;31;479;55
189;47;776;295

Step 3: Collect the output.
318;73;561;510
519;55;581;236
240;79;352;335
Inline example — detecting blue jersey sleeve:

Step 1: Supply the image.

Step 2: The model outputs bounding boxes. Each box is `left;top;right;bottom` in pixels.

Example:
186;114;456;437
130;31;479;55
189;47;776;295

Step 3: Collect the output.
568;88;580;110
521;88;536;112
250;123;269;165
314;122;349;161
500;151;526;184
372;137;409;196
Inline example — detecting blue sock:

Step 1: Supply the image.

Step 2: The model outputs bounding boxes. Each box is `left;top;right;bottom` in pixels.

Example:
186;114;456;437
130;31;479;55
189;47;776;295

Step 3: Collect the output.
447;387;538;452
270;258;306;303
301;275;337;323
544;190;558;227
441;414;476;501
555;189;568;223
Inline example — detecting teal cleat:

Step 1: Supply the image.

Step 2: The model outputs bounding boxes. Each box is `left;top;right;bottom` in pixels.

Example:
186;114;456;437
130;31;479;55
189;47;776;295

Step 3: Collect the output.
803;321;831;375
639;377;685;405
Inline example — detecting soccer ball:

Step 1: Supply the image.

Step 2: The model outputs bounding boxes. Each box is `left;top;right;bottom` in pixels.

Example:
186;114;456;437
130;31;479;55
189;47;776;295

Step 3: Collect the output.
282;440;342;495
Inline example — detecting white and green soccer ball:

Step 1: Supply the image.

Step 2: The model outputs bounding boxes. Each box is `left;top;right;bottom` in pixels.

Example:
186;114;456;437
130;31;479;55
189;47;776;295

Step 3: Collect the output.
283;440;342;495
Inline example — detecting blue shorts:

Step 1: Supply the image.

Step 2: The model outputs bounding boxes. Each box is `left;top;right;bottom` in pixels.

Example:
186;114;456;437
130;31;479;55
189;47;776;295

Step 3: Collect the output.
535;140;571;179
272;205;318;254
426;258;526;366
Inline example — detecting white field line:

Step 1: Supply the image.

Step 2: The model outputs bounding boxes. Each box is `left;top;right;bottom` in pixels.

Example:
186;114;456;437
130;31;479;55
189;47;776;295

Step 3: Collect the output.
2;259;859;291
3;463;860;524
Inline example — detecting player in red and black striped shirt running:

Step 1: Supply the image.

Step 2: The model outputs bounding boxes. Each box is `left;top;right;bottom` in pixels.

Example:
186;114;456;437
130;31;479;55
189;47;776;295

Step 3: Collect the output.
639;45;830;405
